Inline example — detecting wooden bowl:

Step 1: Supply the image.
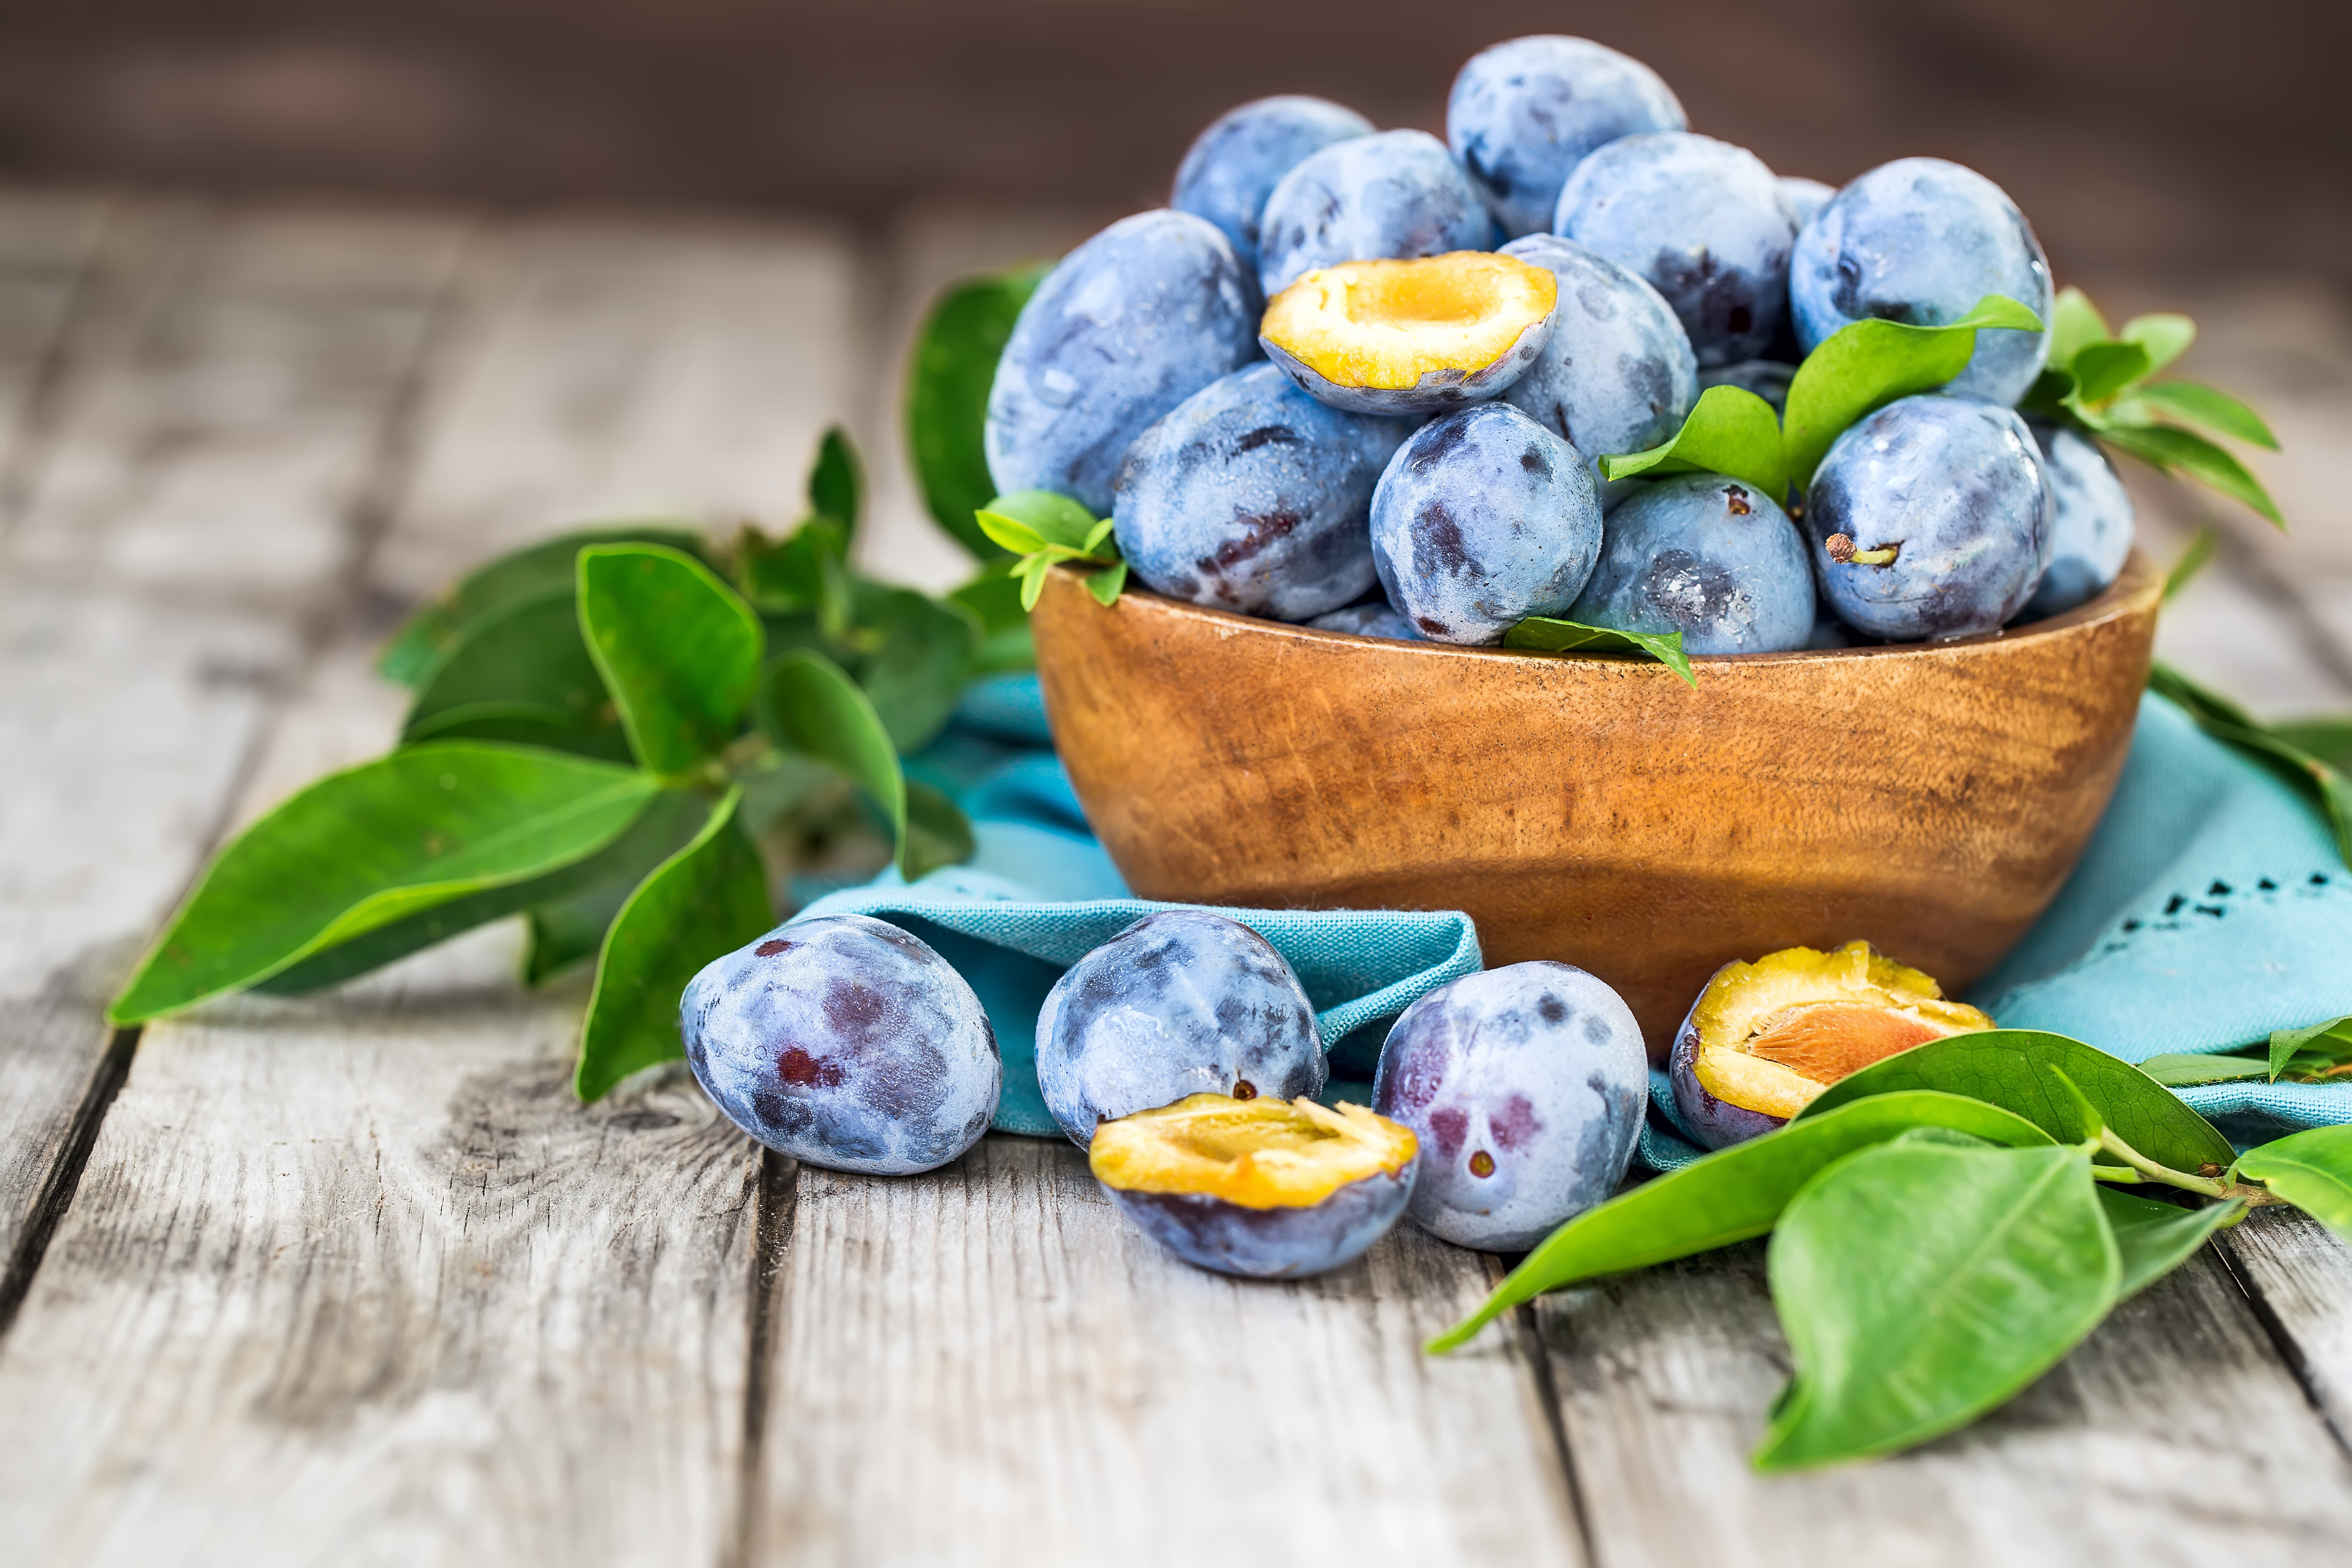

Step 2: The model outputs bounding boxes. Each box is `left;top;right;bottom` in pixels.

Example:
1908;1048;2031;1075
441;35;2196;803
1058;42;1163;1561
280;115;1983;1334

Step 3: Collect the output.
1031;551;2162;1059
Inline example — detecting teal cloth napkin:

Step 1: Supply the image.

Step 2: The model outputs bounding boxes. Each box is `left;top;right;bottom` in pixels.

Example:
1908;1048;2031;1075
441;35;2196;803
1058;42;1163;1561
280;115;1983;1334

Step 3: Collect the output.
794;677;2352;1161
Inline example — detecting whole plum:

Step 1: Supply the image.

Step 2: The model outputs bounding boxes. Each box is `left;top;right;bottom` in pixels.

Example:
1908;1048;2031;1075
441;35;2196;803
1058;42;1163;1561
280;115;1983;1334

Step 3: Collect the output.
986;209;1259;515
1776;175;1835;230
1553;132;1796;367
1789;158;2052;406
1257;129;1491;298
1173;96;1375;273
2021;416;2134;619
1035;911;1326;1147
1497;233;1698;502
1373;962;1646;1251
681;914;1001;1175
1308;599;1424;641
1566;473;1815;654
1446;35;1686;240
1806;394;2052;641
1112;362;1412;621
1370;401;1603;644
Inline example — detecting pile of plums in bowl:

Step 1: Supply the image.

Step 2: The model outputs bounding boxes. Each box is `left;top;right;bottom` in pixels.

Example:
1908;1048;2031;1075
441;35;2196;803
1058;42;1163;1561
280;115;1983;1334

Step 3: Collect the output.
683;907;1991;1276
986;32;2132;650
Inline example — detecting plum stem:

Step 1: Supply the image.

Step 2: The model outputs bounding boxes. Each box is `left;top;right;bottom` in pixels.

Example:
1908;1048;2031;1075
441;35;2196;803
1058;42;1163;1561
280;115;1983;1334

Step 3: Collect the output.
2093;1126;2287;1207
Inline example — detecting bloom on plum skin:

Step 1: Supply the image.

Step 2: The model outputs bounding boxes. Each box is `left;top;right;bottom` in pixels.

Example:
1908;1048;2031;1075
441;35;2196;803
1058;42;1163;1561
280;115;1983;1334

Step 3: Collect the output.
1446;34;1687;241
1172;95;1375;273
1568;472;1816;655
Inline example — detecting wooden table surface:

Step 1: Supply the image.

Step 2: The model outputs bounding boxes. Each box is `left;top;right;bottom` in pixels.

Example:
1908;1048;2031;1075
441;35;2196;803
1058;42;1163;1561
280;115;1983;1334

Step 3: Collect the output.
0;191;2349;1568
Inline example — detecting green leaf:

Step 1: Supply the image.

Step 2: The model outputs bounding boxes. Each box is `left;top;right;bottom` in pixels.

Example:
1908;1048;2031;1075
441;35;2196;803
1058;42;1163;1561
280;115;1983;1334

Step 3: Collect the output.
256;787;711;995
378;524;707;688
1798;1029;2239;1174
2046;1063;2106;1142
398;587;629;763
853;586;980;753
1427;1090;2053;1353
737;517;852;631
2136;1052;2269;1087
755;649;908;870
806;425;863;536
109;744;658;1023
1783;294;2045;488
2272;1014;2352;1081
2119;312;2196;377
2097;1185;2239;1300
906;263;1050;560
1597;384;1788;500
976;509;1048;555
903;780;977;882
577;544;765;777
1503;616;1697;687
1754;1142;2117;1471
2124;380;2280;450
2098;423;2283;527
2047;286;2112;371
2161;526;2218;603
1016;555;1054;612
951;567;1039;672
576;787;772;1101
2070;340;2153;404
2273;718;2352;772
2147;659;2258;729
2235;1126;2352;1242
984;489;1101;551
1086;560;1130;607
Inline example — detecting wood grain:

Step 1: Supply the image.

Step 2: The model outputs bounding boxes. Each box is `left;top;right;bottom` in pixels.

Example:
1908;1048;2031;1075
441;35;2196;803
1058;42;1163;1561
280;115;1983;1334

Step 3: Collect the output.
2219;1206;2352;1448
1035;554;2163;1056
1526;1237;2352;1568
755;1134;1584;1568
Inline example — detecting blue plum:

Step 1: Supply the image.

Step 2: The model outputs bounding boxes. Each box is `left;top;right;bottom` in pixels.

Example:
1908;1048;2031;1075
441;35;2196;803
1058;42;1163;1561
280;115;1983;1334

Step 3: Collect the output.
1789;158;2052;405
1806;394;2052;641
2021;416;2135;619
1498;233;1698;502
1776;175;1835;230
1697;358;1795;416
1112;362;1412;621
1553;132;1796;367
1035;911;1326;1147
1373;962;1646;1250
986;209;1259;515
1566;473;1815;654
1370;401;1604;644
1173;96;1375;273
682;914;1001;1175
1257;129;1491;298
1308;598;1424;641
1446;35;1686;240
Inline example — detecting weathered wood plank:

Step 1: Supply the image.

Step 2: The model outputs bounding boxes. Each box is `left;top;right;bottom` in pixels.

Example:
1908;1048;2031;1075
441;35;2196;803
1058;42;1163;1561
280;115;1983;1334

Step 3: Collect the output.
755;1135;1584;1568
0;920;765;1566
2219;1207;2352;1449
0;202;454;1289
1529;1236;2352;1568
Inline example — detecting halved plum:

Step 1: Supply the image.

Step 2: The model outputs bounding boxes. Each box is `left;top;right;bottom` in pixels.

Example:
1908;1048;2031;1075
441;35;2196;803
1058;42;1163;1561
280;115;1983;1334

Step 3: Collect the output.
1669;941;1993;1149
1089;1093;1418;1278
1259;251;1556;416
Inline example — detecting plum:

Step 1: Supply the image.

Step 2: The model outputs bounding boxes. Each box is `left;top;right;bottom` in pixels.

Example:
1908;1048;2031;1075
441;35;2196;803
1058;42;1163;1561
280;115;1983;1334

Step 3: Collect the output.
1669;941;1993;1150
1446;35;1687;240
1566;473;1815;654
1776;175;1835;230
1806;394;2052;641
1369;401;1603;644
2021;416;2135;619
681;913;1001;1175
1259;251;1556;416
1257;129;1491;298
1497;233;1698;505
985;209;1259;515
1373;962;1645;1251
1789;158;2052;406
1172;95;1375;274
1308;598;1424;641
1090;1094;1418;1278
1553;132;1796;367
1697;358;1795;416
1035;910;1326;1147
1112;361;1412;621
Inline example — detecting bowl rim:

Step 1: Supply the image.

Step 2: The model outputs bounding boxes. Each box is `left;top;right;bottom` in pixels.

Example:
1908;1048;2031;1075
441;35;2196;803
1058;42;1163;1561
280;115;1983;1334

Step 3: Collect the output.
1053;547;2162;674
